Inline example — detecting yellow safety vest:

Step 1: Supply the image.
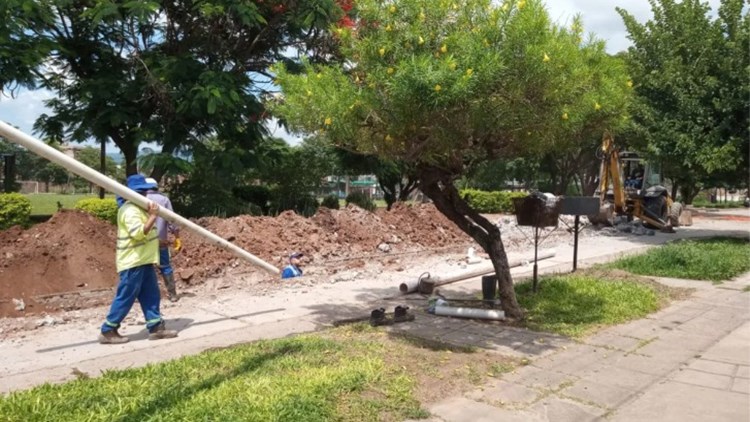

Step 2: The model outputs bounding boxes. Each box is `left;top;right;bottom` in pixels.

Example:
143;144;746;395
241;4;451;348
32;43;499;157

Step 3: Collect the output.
116;202;159;272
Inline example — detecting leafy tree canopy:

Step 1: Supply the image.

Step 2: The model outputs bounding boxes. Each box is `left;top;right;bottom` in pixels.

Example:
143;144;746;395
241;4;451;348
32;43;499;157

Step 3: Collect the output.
618;0;750;200
0;0;344;174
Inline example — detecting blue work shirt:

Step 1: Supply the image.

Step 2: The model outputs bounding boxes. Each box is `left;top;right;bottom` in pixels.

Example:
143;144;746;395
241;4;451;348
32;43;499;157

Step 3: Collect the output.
281;265;303;279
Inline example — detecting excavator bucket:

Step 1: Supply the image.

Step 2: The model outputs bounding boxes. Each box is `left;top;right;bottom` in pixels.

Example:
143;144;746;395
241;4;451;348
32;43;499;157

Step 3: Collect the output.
587;203;615;226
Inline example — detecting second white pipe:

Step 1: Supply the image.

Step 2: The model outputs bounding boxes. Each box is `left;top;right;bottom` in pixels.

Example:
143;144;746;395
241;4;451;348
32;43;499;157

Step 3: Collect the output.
0;121;279;275
434;306;506;320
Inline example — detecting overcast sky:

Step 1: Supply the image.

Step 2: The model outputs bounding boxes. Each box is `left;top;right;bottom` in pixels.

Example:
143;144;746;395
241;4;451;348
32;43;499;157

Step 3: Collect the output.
0;0;723;148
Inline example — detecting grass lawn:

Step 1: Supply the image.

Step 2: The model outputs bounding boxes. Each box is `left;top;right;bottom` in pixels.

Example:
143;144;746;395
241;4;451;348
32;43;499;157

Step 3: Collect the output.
608;237;750;282
0;325;517;422
515;271;670;338
24;193;100;216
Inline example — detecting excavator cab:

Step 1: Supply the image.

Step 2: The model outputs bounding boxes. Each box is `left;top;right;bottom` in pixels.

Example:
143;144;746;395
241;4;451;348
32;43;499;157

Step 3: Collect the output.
589;133;681;231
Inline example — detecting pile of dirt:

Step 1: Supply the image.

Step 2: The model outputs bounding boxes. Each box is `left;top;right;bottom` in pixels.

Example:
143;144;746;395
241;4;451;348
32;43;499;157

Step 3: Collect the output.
173;203;472;283
0;210;117;317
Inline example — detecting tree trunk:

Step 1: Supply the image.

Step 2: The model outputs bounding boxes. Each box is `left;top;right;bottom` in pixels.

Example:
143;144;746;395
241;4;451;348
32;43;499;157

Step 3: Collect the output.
99;141;106;199
111;133;138;176
419;166;524;319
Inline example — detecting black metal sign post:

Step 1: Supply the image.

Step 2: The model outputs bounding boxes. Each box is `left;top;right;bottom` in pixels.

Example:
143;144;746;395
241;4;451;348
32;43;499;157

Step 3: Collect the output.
559;197;600;273
513;195;561;292
572;215;580;271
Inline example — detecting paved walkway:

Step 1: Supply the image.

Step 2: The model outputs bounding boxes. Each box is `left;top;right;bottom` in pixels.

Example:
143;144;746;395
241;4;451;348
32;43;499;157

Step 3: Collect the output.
418;274;750;422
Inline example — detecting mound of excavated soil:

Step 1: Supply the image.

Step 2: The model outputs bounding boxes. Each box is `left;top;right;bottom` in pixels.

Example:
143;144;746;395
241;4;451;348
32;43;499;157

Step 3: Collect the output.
0;210;117;317
173;203;471;283
0;203;474;317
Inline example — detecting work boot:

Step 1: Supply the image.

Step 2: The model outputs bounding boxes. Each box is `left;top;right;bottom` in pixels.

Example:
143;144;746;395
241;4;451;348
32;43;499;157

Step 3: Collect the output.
98;329;129;344
370;308;387;326
393;305;415;323
148;322;178;340
162;273;178;302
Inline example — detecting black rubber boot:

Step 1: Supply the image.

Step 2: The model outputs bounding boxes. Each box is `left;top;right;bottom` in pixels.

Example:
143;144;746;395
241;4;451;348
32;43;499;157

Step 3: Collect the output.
162;273;178;302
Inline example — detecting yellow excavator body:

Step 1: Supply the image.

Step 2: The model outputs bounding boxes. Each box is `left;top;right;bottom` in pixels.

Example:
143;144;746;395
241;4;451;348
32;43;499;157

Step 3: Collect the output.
588;133;681;232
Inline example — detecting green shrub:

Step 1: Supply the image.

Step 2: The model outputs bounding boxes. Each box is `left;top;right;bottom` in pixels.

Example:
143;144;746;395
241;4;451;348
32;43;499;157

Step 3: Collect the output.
74;198;118;224
0;193;32;230
460;189;527;213
345;192;376;212
232;185;272;214
169;178;250;218
270;192;320;217
321;194;340;210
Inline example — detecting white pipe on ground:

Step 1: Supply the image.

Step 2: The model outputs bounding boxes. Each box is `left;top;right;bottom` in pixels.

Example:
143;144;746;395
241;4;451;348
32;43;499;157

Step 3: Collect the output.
398;249;556;294
434;305;505;320
0;121;279;275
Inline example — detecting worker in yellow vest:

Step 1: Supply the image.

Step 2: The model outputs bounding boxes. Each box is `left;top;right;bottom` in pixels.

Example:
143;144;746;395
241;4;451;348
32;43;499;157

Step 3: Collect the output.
99;174;178;344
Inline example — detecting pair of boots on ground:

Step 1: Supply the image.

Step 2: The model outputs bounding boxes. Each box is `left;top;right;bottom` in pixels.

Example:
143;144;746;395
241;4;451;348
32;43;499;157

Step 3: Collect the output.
370;305;415;326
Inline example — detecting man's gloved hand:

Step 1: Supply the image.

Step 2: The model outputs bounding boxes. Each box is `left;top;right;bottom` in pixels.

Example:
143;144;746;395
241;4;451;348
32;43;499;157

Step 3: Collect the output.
173;238;182;254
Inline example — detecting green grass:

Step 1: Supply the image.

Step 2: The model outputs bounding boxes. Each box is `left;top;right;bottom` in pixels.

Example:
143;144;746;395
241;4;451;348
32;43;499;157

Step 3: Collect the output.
609;237;750;282
24;193;105;216
515;274;662;338
0;331;429;422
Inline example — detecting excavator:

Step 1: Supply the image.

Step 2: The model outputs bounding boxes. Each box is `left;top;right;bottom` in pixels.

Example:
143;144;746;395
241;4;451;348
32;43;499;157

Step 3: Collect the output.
587;132;683;232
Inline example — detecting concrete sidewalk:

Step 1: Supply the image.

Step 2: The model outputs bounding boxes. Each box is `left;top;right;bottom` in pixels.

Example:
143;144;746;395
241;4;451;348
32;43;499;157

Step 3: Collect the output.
424;275;750;422
1;216;748;415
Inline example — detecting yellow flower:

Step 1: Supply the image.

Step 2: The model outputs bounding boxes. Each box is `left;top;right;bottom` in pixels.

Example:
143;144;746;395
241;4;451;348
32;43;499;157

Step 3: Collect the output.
385;24;392;32
562;112;569;120
466;68;473;76
324;117;332;125
306;90;313;97
418;36;425;45
595;102;602;111
434;84;442;92
387;67;394;74
419;11;426;20
627;80;633;88
502;3;509;11
316;73;322;79
518;0;526;9
379;48;386;56
543;53;550;62
440;44;448;53
389;5;396;13
385;134;393;142
449;62;457;70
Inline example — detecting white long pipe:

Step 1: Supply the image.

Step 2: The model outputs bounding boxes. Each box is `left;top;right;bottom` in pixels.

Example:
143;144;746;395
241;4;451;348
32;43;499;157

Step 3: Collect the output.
399;249;556;294
0;121;279;275
434;306;505;320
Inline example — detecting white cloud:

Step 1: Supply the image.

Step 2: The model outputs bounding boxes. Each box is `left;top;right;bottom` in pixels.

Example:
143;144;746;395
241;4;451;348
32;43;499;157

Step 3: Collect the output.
0;88;53;136
545;0;722;53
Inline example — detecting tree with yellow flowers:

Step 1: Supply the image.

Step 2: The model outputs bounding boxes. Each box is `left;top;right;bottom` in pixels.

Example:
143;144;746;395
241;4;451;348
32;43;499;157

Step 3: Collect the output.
272;0;630;318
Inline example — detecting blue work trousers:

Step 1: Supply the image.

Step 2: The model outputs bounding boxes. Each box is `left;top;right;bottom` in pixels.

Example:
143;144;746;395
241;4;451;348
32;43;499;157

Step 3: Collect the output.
158;247;173;276
101;264;162;333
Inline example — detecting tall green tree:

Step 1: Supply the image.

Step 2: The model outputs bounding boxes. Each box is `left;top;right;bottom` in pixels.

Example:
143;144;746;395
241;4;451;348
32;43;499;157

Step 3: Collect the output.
273;0;630;318
0;0;343;175
72;146;123;193
618;0;750;203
